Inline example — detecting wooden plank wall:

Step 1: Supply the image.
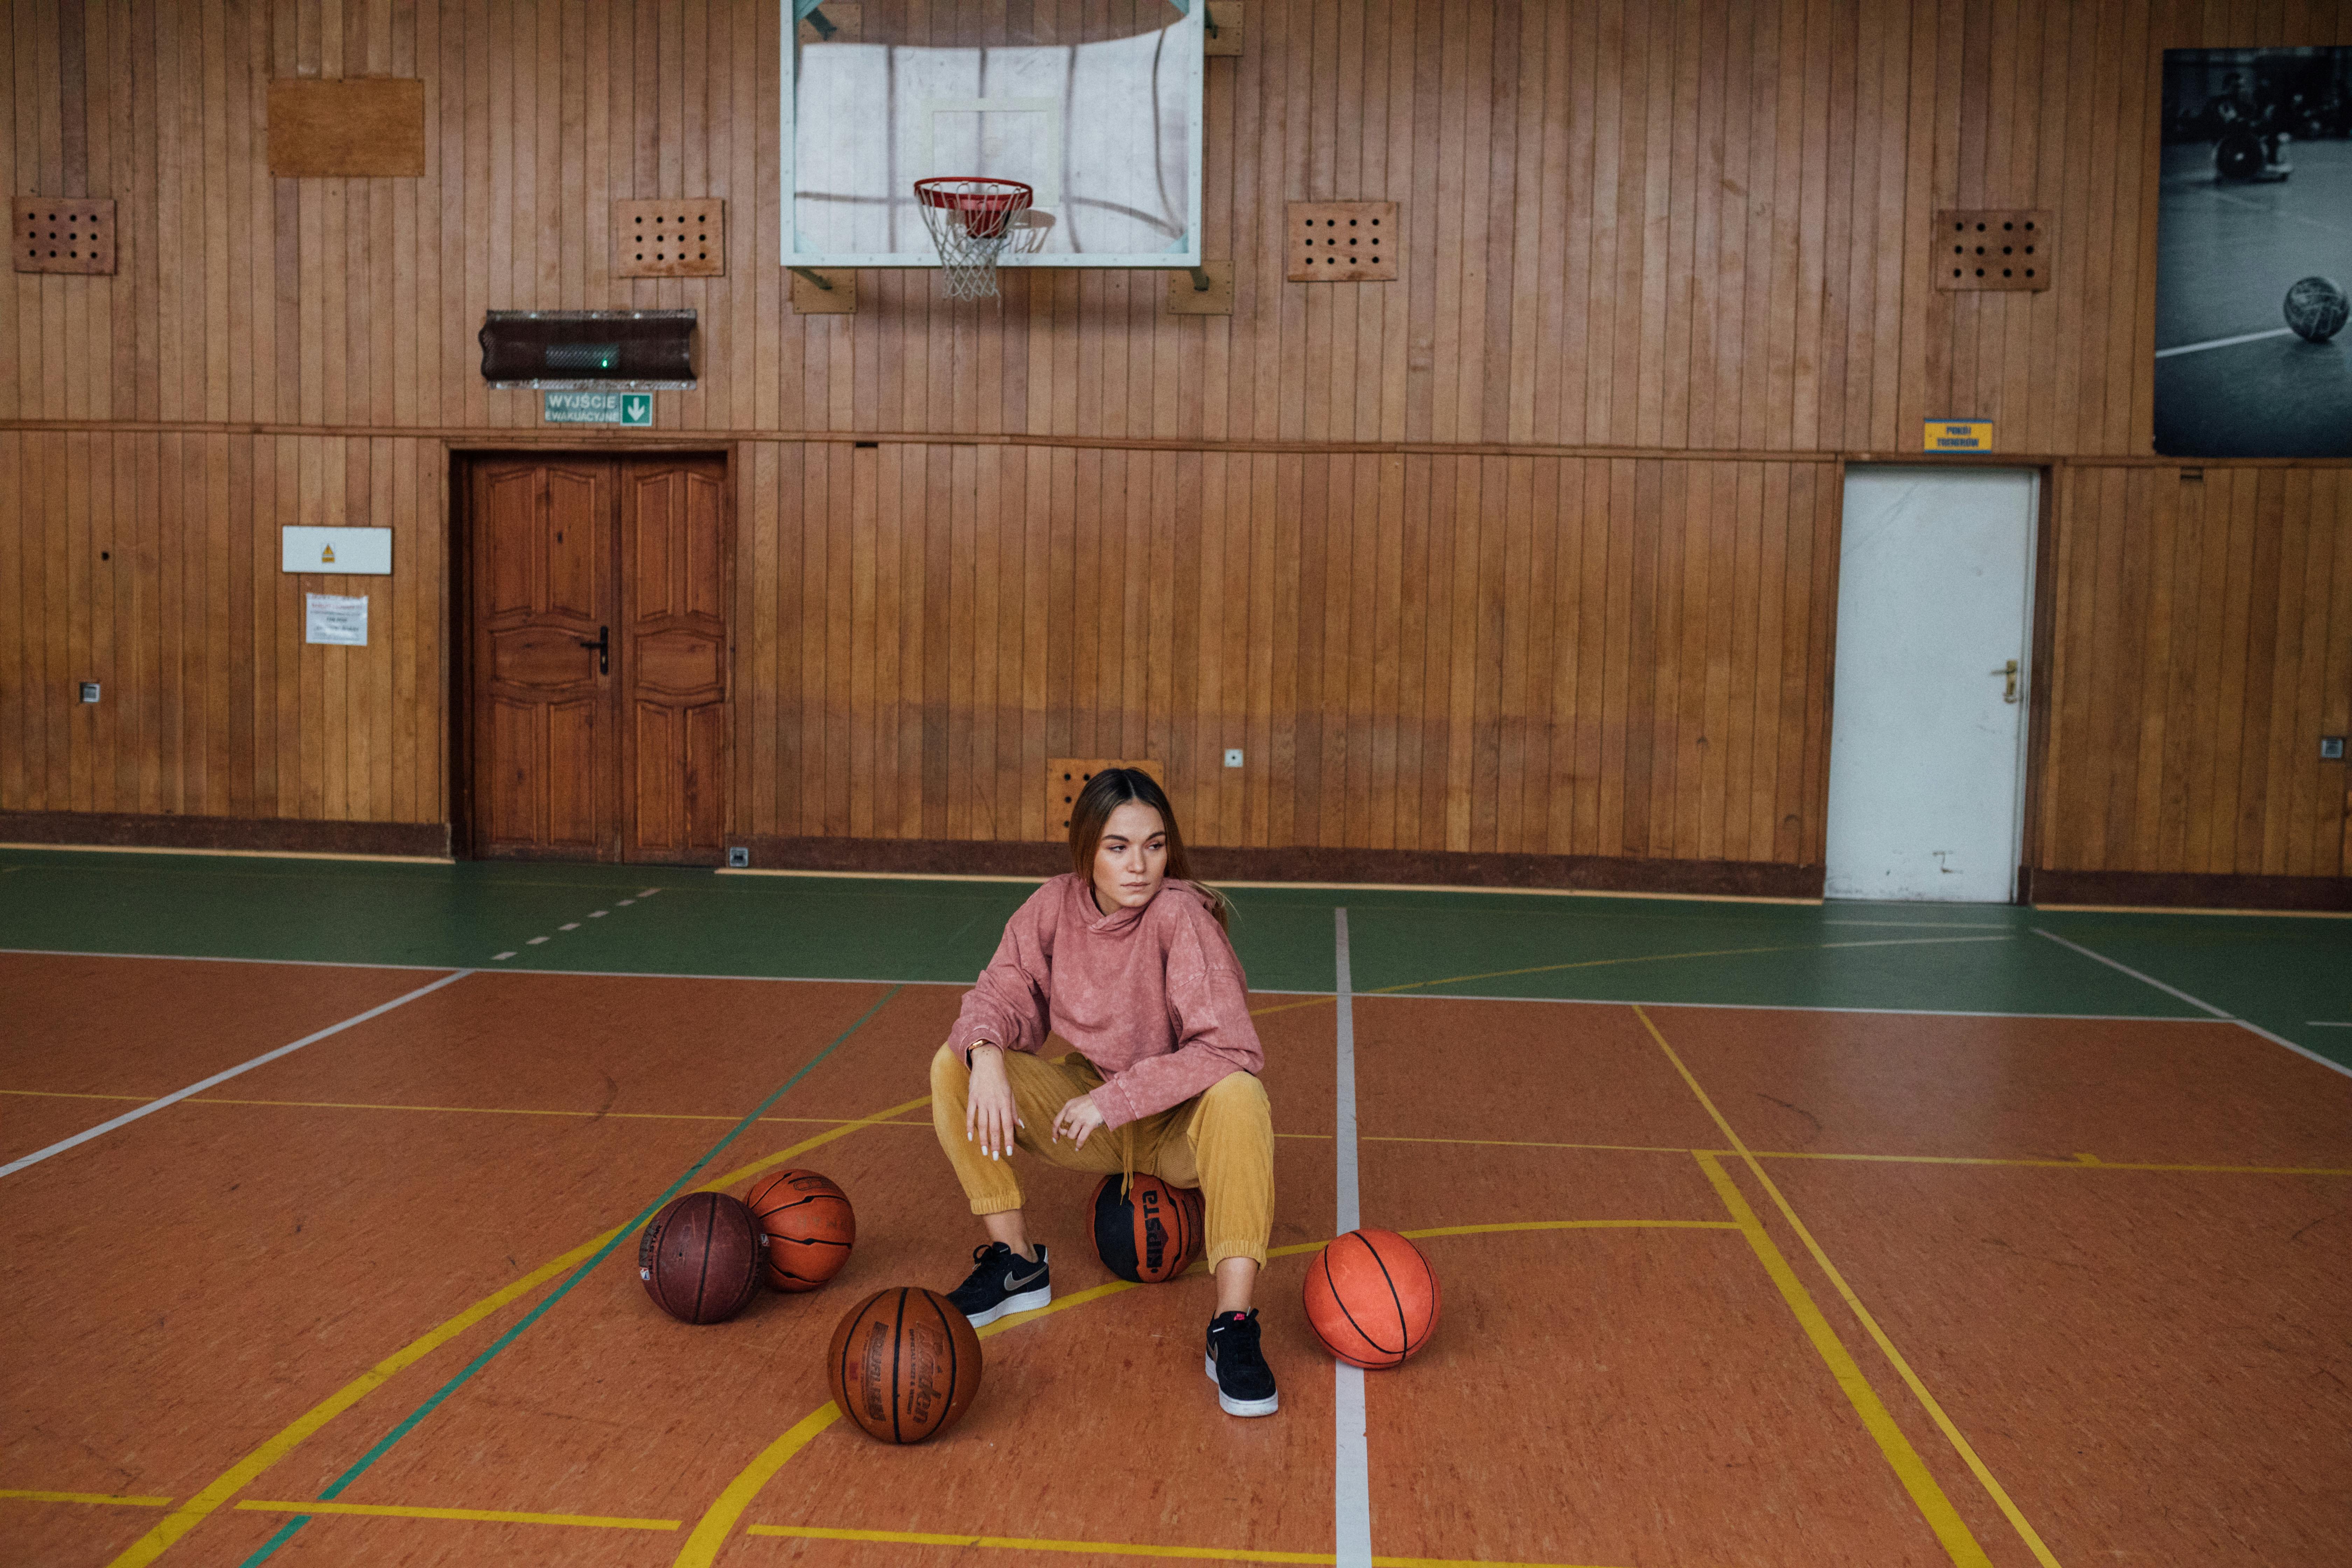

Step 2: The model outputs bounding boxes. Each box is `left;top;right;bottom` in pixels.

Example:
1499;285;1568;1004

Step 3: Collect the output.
2042;464;2352;881
2;0;2347;881
733;444;1836;860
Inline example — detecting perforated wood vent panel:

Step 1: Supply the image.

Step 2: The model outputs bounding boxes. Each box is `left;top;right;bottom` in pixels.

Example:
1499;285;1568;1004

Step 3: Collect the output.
1288;202;1397;281
1046;758;1165;839
616;200;726;279
1935;210;2050;291
15;198;115;275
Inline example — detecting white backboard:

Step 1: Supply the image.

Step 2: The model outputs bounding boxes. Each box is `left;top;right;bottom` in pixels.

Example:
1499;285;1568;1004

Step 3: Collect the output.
784;1;1204;270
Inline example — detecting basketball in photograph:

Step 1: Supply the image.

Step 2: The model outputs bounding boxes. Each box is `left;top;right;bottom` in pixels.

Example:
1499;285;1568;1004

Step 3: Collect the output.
826;1287;983;1444
2282;275;2348;343
1303;1228;1441;1369
745;1168;856;1292
637;1193;763;1325
1087;1172;1204;1283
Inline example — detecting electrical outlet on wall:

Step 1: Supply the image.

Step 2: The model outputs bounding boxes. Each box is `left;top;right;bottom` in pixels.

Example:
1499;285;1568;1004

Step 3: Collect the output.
1224;749;1244;768
2323;736;2346;761
78;682;99;703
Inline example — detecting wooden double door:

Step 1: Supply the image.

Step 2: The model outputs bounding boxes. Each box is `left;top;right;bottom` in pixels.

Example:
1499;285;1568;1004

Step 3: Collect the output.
465;455;729;863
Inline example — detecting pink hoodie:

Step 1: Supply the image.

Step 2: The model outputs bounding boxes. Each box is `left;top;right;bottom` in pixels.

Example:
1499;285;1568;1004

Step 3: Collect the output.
948;874;1265;1129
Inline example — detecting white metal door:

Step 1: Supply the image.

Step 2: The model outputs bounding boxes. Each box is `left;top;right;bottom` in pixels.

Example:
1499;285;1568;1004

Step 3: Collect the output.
1824;468;2037;902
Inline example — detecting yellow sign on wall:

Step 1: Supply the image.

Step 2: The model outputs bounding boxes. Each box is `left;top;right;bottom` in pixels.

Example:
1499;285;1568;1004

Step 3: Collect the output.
1925;419;1993;451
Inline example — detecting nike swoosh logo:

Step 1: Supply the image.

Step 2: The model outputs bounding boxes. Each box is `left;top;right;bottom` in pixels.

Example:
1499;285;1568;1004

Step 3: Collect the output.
1002;1266;1046;1291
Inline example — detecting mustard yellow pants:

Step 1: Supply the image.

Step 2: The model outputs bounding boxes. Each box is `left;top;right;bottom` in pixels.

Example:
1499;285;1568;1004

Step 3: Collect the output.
930;1042;1274;1269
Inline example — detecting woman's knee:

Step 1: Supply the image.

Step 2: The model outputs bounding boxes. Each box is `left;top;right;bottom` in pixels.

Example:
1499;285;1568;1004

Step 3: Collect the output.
1197;1070;1270;1130
931;1040;968;1093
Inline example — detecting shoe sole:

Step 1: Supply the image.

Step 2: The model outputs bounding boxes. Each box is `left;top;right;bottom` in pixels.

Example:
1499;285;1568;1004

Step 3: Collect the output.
1204;1352;1280;1417
959;1283;1051;1329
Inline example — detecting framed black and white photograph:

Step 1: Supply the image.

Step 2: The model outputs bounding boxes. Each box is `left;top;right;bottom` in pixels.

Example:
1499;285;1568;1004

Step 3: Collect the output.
2156;47;2352;457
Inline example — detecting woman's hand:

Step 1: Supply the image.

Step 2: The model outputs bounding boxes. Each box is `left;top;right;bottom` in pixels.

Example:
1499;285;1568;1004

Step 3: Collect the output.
965;1045;1022;1160
1052;1093;1107;1149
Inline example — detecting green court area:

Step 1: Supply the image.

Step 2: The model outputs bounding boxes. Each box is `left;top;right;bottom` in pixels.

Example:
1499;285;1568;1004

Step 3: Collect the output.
2;848;2344;1069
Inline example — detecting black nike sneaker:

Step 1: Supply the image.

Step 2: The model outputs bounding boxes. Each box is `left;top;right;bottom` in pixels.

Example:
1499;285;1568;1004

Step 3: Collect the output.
1205;1309;1280;1417
946;1241;1051;1328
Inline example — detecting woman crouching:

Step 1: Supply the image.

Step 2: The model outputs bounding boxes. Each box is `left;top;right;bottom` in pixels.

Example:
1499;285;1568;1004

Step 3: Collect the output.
931;768;1278;1417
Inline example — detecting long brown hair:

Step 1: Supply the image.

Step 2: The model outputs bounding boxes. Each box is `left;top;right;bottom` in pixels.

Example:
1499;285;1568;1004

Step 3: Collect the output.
1066;768;1232;930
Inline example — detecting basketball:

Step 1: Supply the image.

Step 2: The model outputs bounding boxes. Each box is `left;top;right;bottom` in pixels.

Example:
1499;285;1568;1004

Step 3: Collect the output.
638;1192;763;1325
745;1168;856;1292
825;1287;984;1444
2283;275;2348;343
1303;1228;1441;1369
1088;1172;1204;1283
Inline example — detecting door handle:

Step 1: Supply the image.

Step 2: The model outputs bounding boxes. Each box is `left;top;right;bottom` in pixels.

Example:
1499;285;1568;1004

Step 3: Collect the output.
1990;658;2018;703
578;625;610;676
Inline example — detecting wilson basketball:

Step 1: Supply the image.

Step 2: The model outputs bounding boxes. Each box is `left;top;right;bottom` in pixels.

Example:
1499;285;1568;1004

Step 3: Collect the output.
638;1192;763;1325
1303;1228;1440;1369
1088;1172;1204;1283
825;1287;983;1444
745;1168;856;1292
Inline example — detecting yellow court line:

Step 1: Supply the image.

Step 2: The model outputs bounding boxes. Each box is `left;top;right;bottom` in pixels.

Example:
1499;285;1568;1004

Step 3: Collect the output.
14;1084;2336;1178
1248;934;2010;1017
236;1498;678;1531
0;1086;941;1128
745;1523;1651;1568
1742;1148;2352;1178
0;1489;174;1507
1367;1133;1698;1156
672;1218;1726;1568
1402;1219;1736;1239
1639;1008;2062;1568
1692;1153;1991;1568
102;1094;931;1568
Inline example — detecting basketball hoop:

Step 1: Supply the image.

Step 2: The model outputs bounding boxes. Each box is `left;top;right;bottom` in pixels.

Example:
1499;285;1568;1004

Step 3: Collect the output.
914;177;1034;300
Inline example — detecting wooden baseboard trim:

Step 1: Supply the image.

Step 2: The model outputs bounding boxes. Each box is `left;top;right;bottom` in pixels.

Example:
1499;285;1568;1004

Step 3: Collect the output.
0;811;452;860
729;835;1821;899
2022;866;2352;912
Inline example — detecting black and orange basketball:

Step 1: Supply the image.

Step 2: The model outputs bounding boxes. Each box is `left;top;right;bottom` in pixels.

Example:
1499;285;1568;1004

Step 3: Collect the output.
638;1192;763;1325
745;1168;856;1292
1303;1227;1440;1369
1088;1172;1204;1283
825;1287;983;1444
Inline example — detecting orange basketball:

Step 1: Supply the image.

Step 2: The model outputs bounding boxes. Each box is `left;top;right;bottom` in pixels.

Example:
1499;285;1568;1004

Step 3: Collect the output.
826;1287;983;1444
1303;1227;1440;1369
745;1168;856;1292
1087;1172;1204;1283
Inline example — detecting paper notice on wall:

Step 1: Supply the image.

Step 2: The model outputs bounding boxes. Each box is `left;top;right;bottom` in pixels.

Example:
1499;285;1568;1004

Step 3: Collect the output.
305;593;369;646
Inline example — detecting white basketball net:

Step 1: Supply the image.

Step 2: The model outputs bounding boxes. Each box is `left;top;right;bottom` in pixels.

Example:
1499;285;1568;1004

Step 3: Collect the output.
915;179;1033;300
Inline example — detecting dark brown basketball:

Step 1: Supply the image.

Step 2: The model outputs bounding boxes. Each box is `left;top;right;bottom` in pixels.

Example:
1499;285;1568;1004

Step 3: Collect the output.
637;1192;763;1325
825;1287;983;1444
1087;1172;1204;1283
745;1168;856;1292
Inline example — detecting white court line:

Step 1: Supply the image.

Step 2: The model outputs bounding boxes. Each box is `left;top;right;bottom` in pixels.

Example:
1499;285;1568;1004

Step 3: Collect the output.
1362;989;2215;1022
1819;919;2013;929
0;969;475;1179
0;947;452;972
2031;928;2352;1081
1330;907;1372;1568
2307;1021;2352;1028
2154;326;2295;358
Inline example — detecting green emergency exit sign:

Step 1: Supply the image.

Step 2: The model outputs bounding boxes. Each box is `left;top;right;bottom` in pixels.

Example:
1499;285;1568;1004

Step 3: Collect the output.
542;392;654;426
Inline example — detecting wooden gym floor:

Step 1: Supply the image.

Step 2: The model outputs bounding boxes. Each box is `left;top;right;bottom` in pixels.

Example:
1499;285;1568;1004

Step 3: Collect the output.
2;849;2348;1568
